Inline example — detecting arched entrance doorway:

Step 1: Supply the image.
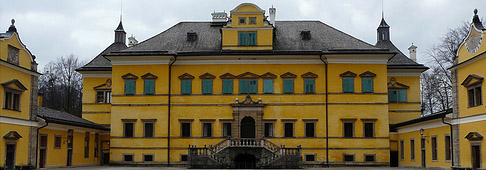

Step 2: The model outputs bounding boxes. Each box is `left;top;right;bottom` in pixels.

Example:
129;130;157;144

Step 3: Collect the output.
235;154;256;169
240;117;255;138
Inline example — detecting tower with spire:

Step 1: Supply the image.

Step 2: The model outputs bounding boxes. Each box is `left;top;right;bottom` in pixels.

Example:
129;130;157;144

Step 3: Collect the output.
377;17;390;42
115;20;126;44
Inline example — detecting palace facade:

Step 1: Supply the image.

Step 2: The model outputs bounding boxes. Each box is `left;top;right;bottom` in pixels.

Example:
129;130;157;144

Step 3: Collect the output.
77;3;427;168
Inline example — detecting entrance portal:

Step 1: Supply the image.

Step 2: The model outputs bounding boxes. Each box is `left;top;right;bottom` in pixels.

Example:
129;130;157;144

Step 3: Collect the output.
5;144;15;169
472;145;481;169
240;117;255;138
235;154;256;169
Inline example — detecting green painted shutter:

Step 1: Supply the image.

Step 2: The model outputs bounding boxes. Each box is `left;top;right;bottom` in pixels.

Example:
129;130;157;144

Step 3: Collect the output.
125;80;135;95
398;89;407;102
222;80;233;94
343;78;354;93
305;79;315;94
388;89;398;102
283;79;294;94
248;32;256;46
249;80;257;94
238;32;247;46
239;80;248;94
202;80;212;94
263;79;273;93
144;80;155;95
362;78;373;93
181;80;191;94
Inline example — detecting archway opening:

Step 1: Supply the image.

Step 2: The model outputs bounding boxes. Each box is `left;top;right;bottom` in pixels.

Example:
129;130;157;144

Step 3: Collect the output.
240;117;255;138
235;154;256;169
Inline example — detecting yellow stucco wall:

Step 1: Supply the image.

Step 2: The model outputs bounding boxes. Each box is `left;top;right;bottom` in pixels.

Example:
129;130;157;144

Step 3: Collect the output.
387;76;422;124
0;124;31;167
0;33;32;69
456;57;486;118
458;120;486;168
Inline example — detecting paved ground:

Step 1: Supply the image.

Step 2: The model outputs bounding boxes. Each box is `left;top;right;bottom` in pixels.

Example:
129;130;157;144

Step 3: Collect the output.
48;166;423;170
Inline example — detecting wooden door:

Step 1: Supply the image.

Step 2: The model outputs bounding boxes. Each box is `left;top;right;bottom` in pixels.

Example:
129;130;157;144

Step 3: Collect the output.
421;138;426;168
472;145;481;169
39;149;47;168
5;144;16;169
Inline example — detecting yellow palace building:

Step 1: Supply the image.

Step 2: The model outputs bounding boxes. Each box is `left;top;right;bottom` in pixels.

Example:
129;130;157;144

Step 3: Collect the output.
77;3;427;168
394;9;486;169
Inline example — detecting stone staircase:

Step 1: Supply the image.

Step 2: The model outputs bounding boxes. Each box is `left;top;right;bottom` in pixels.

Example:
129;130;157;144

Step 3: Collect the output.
188;138;302;169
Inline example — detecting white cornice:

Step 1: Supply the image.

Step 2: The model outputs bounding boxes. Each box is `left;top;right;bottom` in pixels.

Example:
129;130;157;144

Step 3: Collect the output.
326;55;390;64
451;114;486;125
107;56;172;65
450;52;486;70
387;72;422;77
44;123;105;133
174;59;323;65
396;119;447;134
0;60;40;76
80;71;112;78
0;116;41;127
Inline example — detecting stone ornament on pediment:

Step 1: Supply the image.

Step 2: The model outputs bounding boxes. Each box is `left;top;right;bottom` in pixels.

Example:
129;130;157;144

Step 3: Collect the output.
178;73;195;80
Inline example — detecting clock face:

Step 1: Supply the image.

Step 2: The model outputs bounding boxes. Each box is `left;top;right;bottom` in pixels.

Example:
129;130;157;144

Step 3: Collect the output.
466;28;483;54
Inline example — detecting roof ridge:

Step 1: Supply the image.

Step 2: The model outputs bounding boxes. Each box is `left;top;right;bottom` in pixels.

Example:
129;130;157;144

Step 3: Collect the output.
122;22;184;52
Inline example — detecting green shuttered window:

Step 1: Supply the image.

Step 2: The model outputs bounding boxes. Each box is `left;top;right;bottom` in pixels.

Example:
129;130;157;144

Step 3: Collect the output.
202;80;212;94
342;78;354;93
238;31;256;46
304;79;315;94
283;79;294;94
181;80;192;95
362;78;373;93
125;80;135;95
239;79;257;94
263;79;273;94
398;89;407;102
222;80;233;94
388;89;407;102
144;80;155;95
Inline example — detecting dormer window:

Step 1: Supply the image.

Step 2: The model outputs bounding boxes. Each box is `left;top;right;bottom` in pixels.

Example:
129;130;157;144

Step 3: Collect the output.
187;32;197;42
301;31;311;40
239;17;246;25
249;17;256;25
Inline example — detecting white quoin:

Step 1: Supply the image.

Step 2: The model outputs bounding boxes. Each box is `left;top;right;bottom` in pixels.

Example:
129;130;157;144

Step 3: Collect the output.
408;44;417;62
269;7;276;27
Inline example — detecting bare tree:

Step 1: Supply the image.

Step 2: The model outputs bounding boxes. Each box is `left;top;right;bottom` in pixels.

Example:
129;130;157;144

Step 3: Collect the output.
39;54;84;117
421;22;470;115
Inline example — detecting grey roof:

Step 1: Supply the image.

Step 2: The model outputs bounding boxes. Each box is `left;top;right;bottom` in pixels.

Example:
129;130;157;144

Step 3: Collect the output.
37;107;109;130
376;40;424;66
77;42;127;71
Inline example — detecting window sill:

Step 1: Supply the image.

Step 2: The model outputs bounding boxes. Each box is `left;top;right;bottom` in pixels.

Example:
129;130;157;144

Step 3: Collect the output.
468;104;483;108
2;108;21;112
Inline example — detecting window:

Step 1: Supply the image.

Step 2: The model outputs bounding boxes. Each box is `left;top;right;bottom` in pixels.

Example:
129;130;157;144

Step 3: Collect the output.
249;17;256;24
305;122;315;137
301;31;311;40
222;123;232;137
222;79;233;94
54;135;62;149
202;80;213;94
431;136;437;161
94;133;99;158
144;80;155;95
202;123;212;137
181;122;191;137
84;132;89;158
124;122;134;138
304;79;315;94
180;155;188;162
181;80;192;95
388;89;407;103
284;122;294;137
362;78;373;93
305;154;316;162
365;155;375;162
239;79;257;94
283;79;294;94
4;91;21;111
67;130;73;149
400;140;404;160
362;120;375;138
123;154;133;162
468;86;482;107
186;32;197;42
96;91;111;103
238;32;257;46
343;154;354;162
342;119;356;138
143;154;154;162
342;78;354;93
124;80;135;95
7;45;19;65
445;135;451;161
263;79;274;94
264;123;274;137
144;122;154;138
40;135;47;147
239;17;246;24
410;139;415;160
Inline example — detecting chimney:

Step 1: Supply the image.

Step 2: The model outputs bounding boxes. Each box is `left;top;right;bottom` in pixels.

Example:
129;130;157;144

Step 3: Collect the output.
211;11;227;23
408;43;417;62
269;6;276;26
128;34;138;47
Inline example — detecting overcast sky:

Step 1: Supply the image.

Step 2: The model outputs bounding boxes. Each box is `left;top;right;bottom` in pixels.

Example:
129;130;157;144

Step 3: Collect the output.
1;0;485;70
